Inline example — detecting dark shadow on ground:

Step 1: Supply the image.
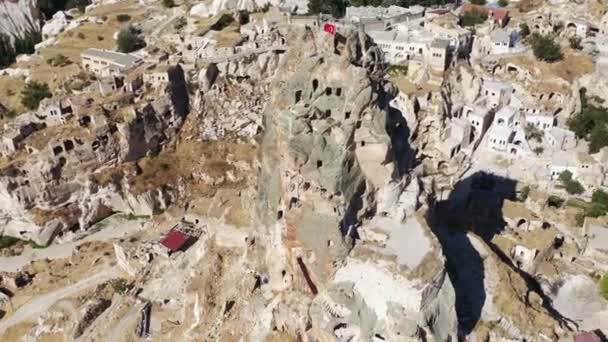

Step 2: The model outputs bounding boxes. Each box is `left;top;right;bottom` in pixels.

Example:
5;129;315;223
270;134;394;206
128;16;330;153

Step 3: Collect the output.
426;171;576;336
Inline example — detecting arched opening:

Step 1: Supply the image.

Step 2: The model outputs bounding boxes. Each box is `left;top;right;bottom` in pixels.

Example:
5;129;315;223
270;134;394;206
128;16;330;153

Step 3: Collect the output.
336;88;342;97
325;87;332;96
295;90;302;104
516;218;527;228
316;160;323;168
312;79;319;92
345;111;351;119
64;140;74;152
53;146;64;156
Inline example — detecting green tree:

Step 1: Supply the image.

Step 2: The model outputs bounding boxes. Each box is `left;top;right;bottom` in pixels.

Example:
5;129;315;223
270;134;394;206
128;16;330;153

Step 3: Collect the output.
567;88;608;153
470;0;486;5
518;185;530;202
497;0;508;7
116;26;146;53
558;170;584;195
0;33;16;68
519;23;530;38
21;81;52;110
162;0;174;8
529;33;563;62
460;8;487;27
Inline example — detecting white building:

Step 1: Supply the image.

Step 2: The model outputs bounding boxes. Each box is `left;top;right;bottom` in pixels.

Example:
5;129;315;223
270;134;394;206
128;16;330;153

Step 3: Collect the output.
525;113;555;131
38;98;73;125
367;29;448;70
489;29;516;55
545;127;576;151
81;48;141;77
437;118;472;158
482;80;512;109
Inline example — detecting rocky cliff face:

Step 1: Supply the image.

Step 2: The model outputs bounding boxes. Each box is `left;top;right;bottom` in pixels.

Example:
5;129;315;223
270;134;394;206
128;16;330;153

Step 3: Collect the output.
0;0;40;40
253;27;458;341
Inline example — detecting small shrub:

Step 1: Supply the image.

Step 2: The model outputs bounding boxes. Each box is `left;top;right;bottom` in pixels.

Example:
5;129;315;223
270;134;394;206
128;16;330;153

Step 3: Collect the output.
497;0;508;7
174;17;186;30
5;110;18;118
0;235;21;249
46;54;71;67
518;185;530;202
110;278;132;295
160;163;170;171
162;0;175;8
470;0;486;4
533;147;544;155
519;23;530;38
261;2;271;12
21;81;52;110
575;212;585;226
548;195;565;208
116;14;132;22
77;32;85;39
569;37;582;50
66;0;91;13
97;35;104;41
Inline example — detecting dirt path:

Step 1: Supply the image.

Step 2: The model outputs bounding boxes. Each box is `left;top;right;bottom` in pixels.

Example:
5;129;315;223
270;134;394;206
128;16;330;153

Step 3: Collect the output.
0;214;144;273
0;267;120;335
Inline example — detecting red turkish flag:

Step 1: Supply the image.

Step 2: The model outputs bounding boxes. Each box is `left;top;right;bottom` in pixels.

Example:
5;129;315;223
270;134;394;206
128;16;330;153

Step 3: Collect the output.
323;23;336;36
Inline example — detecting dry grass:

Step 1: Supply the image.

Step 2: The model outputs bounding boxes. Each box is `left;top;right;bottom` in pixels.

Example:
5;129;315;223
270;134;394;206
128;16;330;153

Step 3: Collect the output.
0;77;26;113
214;22;245;48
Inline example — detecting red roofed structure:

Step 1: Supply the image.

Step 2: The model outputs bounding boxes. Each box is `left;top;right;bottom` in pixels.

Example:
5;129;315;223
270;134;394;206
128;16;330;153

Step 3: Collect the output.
160;228;192;253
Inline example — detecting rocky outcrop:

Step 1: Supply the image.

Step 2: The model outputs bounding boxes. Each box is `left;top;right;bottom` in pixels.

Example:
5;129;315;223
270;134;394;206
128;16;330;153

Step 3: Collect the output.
254;26;458;341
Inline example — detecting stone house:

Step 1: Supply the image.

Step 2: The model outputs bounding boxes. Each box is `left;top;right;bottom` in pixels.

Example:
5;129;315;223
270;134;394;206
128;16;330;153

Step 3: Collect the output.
575;152;604;189
481;79;512;109
549;154;577;181
525;112;555;131
437;118;472;158
544;127;576;151
143;64;171;89
81;48;141;77
38;98;73;126
460;4;510;28
489;29;518;55
565;17;589;38
461;100;493;140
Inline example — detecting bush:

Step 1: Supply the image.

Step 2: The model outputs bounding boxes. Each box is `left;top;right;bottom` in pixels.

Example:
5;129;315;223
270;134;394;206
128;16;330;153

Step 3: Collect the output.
460;8;487;27
519;23;530;38
497;0;508;7
117;26;146;53
558;170;584;195
97;35;104;41
600;275;608;300
174;17;187;30
162;0;174;8
0;235;20;249
548;195;565;208
116;14;132;22
46;54;71;67
77;32;85;39
21;81;52;110
569;36;582;50
470;0;486;4
525;123;543;142
518;185;530;202
529;33;563;62
567;88;608;153
110;278;132;295
13;29;42;56
533;146;544;155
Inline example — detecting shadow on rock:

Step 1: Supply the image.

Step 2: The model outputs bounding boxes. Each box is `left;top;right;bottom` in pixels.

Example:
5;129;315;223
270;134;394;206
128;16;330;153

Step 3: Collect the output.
425;171;514;335
426;171;576;335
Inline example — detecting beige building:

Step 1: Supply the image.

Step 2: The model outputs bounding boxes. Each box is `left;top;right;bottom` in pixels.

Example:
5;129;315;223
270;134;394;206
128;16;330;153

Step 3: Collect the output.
81;48;141;77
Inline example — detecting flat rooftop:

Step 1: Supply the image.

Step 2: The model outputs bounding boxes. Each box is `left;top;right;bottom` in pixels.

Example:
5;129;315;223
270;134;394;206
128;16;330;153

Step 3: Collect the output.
82;48;140;68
